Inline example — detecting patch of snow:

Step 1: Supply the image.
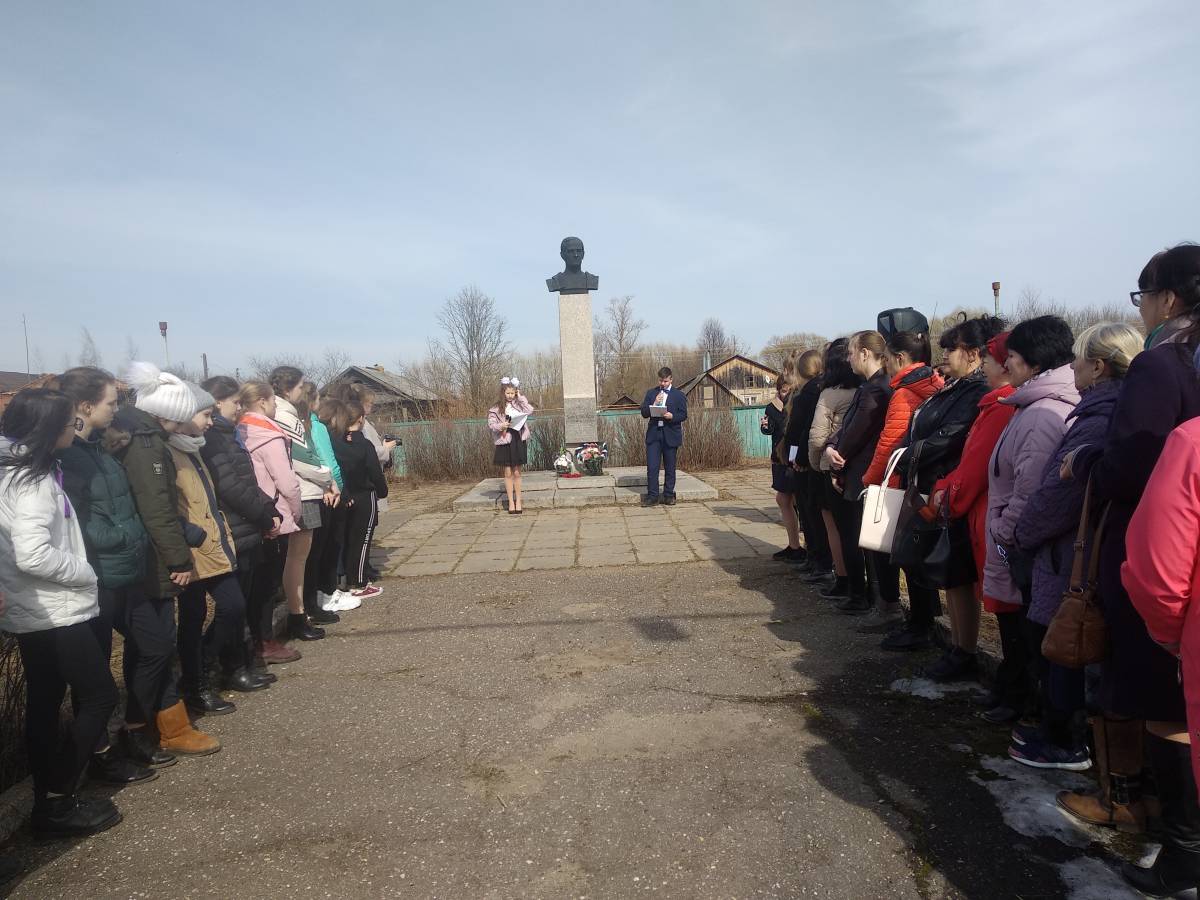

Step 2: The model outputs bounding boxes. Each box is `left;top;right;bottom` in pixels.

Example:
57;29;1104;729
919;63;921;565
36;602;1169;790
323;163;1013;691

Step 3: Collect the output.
971;755;1101;848
1057;856;1143;900
888;677;985;700
948;742;974;754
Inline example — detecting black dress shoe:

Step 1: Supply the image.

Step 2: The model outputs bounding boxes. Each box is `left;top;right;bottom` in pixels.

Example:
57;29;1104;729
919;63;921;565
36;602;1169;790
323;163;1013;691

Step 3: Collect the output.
185;690;236;717
662;495;677;506
120;728;177;768
32;795;122;840
835;594;872;615
819;577;850;600
88;747;157;785
223;667;271;693
307;608;340;625
880;627;931;651
979;705;1020;725
287;614;325;641
1122;851;1200;896
641;494;660;507
800;568;833;584
924;648;979;682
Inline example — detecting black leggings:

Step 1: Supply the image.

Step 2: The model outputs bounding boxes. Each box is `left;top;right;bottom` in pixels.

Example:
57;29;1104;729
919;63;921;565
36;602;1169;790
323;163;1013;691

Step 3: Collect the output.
304;504;343;608
246;540;282;645
94;587;179;725
902;568;942;630
796;472;831;569
829;492;866;597
17;620;118;800
343;491;378;588
178;572;248;686
866;550;901;606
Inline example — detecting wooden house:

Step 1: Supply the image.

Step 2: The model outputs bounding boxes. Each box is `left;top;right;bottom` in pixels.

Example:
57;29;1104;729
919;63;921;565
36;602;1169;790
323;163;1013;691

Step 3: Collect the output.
679;355;780;409
602;393;640;411
326;365;444;422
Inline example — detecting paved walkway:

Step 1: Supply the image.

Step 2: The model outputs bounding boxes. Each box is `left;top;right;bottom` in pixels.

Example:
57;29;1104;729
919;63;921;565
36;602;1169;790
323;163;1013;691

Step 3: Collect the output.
376;469;787;577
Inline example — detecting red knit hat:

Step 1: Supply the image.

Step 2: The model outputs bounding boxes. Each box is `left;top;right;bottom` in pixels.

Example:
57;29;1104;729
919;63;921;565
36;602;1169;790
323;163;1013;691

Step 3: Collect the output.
987;332;1011;366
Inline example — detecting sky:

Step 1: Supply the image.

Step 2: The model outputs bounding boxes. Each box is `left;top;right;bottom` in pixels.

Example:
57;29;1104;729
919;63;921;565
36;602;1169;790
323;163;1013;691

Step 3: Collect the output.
2;1;1198;377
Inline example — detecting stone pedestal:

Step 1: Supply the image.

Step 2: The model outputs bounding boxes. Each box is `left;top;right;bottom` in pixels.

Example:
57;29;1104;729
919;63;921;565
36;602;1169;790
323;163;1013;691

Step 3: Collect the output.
558;292;599;443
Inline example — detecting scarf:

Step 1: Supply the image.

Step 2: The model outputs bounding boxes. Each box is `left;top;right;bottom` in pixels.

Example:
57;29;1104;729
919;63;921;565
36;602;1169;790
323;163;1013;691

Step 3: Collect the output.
168;433;206;455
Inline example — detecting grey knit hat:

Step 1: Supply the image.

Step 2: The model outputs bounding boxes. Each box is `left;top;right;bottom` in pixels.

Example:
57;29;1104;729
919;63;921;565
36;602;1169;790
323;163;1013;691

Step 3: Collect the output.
185;381;216;412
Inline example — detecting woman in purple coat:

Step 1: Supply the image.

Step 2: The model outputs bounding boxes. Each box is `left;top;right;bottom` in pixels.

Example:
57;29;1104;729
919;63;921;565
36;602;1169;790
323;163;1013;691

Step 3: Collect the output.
1010;323;1143;770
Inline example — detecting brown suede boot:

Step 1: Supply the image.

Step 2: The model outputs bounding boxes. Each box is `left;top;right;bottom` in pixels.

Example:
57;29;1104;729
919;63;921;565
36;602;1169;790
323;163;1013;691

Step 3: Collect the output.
156;701;221;757
1057;716;1146;833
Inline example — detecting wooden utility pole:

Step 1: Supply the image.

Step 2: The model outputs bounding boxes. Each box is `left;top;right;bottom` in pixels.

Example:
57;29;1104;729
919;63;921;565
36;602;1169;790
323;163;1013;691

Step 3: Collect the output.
202;353;209;380
992;282;1001;317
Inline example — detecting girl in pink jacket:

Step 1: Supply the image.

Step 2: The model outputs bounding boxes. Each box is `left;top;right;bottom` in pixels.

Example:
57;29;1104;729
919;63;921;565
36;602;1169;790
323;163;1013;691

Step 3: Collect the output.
487;377;534;514
1123;416;1200;893
237;383;301;535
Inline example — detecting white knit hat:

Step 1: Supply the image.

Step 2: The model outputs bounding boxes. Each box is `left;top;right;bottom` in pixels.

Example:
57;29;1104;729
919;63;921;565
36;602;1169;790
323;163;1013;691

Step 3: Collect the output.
124;362;198;423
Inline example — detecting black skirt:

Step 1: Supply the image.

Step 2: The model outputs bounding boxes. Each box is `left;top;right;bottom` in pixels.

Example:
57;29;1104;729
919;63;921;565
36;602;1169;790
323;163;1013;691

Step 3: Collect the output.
771;462;799;494
493;432;528;467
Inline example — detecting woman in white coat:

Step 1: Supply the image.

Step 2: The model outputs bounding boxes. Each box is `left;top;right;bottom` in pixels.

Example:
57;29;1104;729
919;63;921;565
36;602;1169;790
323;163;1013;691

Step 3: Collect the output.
0;388;121;839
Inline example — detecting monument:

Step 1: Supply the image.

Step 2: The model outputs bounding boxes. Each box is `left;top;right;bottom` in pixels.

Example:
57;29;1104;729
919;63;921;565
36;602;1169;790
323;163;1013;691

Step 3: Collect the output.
547;236;599;443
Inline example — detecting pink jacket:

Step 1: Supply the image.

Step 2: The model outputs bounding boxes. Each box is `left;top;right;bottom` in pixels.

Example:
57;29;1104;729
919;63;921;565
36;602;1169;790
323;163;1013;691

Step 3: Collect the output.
1123;418;1200;793
238;414;302;535
487;395;534;446
984;365;1079;608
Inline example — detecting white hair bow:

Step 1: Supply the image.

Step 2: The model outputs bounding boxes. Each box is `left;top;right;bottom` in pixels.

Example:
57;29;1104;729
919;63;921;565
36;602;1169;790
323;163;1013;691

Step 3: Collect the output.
501;376;520;388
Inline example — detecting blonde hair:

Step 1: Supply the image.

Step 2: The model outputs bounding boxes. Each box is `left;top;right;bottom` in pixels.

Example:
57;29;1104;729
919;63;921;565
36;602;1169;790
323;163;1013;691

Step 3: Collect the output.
849;330;887;358
237;380;274;415
796;349;823;381
1072;322;1143;379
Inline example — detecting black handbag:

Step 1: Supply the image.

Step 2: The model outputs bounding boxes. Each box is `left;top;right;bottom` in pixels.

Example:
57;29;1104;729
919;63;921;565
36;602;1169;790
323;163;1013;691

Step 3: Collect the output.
922;508;977;588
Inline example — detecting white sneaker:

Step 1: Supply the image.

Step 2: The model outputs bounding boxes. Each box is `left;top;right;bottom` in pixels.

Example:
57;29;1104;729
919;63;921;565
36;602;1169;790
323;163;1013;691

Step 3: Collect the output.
330;590;362;611
317;591;341;612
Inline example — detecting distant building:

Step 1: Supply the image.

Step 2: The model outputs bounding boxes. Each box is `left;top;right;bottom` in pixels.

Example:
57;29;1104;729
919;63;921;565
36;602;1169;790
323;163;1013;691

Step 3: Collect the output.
0;371;52;414
678;354;780;408
326;365;444;422
602;393;640;411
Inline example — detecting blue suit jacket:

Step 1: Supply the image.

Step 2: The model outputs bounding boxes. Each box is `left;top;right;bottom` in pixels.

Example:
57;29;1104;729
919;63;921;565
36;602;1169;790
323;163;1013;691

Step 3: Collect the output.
641;387;688;448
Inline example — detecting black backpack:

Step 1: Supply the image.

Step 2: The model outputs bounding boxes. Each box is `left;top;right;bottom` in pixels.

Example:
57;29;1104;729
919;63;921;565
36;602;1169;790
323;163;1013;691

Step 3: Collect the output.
877;307;929;339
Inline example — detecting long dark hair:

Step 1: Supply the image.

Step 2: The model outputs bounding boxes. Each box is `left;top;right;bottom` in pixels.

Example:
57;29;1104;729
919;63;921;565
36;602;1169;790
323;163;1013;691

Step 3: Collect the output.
54;366;116;407
821;338;860;389
1142;243;1200;347
269;365;304;397
887;331;933;365
0;388;75;489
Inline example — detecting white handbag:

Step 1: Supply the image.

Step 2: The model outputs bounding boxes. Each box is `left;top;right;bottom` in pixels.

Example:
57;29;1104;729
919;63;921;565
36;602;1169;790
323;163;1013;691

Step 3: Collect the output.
858;448;926;552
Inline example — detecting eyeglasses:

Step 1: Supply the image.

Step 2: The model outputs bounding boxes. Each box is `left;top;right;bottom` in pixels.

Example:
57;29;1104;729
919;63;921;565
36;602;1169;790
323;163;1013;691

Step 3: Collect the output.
1130;289;1159;308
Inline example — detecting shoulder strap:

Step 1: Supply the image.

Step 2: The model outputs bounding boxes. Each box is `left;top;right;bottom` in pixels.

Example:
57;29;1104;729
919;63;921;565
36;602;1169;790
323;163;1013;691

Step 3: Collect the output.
1086;501;1111;588
1070;475;1107;590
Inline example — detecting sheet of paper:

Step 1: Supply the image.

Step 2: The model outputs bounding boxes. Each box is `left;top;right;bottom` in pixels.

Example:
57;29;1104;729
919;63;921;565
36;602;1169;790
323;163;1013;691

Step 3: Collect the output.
788;445;799;463
505;404;529;432
649;405;668;418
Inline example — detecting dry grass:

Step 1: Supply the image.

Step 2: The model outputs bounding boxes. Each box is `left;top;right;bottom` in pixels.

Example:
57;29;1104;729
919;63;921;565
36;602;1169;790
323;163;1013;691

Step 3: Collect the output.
0;635;26;792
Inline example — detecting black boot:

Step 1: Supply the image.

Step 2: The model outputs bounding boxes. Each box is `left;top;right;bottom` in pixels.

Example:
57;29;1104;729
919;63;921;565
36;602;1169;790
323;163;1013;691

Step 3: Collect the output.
835;591;872;615
120;727;177;768
223;665;271;693
87;746;157;785
247;641;278;683
31;794;121;839
1123;734;1200;895
287;613;325;641
184;657;236;717
819;576;850;600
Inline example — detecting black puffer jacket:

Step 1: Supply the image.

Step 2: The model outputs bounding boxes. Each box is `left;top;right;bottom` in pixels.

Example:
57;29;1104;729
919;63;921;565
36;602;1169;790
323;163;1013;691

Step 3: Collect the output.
897;369;990;494
332;431;389;498
833;369;892;499
199;415;279;555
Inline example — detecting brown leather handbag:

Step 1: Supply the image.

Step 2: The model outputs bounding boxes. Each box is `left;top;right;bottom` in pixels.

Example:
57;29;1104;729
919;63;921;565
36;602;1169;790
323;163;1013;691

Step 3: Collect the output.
1042;476;1110;668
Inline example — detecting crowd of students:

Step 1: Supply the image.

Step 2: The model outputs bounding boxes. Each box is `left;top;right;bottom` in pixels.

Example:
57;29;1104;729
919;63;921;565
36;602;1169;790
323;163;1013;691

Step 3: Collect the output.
0;363;391;841
761;242;1200;895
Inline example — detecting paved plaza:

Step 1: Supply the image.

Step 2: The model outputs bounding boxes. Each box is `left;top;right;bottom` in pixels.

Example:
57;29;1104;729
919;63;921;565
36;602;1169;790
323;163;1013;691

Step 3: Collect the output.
378;469;785;577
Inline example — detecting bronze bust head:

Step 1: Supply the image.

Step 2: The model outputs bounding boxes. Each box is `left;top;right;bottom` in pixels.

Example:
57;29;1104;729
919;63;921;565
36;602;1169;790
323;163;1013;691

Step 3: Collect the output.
546;236;599;295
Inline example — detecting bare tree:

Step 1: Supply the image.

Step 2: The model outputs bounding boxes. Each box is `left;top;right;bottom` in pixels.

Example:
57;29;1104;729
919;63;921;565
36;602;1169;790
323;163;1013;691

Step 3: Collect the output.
165;362;201;382
759;332;828;371
430;285;511;415
31;345;44;374
78;328;102;367
247;352;313;384
696;317;745;362
310;348;351;390
1011;286;1141;336
123;336;140;369
594;296;647;400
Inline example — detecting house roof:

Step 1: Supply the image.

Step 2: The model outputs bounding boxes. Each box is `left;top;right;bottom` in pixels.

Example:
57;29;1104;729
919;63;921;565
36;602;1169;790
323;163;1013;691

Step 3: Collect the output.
331;366;442;402
707;353;780;378
677;372;741;403
603;393;639;409
0;370;45;393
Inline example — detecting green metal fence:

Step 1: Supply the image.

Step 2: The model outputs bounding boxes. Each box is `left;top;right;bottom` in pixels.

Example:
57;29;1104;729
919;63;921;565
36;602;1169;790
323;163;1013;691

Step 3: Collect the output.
387;405;775;477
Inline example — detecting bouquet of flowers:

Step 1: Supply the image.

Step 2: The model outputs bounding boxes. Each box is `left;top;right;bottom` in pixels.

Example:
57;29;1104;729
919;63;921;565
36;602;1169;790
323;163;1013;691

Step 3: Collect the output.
575;442;609;476
554;448;581;477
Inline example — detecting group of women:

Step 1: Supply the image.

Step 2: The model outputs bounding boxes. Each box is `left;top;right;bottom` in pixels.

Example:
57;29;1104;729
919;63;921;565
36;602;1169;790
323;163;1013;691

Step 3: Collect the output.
762;243;1200;895
0;363;391;840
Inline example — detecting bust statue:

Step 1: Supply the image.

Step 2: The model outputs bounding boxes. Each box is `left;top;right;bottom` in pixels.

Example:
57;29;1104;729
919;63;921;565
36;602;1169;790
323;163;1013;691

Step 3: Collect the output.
546;236;599;295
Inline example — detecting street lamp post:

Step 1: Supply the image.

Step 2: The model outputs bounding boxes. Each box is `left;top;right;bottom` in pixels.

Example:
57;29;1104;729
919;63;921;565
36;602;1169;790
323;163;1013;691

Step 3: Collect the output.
159;321;170;367
992;282;1001;318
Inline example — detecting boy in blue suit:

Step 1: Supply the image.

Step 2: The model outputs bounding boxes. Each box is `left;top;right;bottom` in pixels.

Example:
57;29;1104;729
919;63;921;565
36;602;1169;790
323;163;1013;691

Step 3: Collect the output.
640;367;688;506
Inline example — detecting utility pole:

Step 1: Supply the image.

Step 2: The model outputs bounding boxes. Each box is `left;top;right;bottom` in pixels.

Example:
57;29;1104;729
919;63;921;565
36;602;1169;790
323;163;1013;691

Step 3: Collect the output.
202;353;209;380
21;313;30;379
159;321;170;367
992;282;1001;318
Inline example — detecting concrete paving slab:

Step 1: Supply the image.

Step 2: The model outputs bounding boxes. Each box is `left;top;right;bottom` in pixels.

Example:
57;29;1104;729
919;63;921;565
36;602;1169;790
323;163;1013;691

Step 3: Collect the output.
455;552;519;573
577;551;636;567
554;489;617;508
393;559;459;576
635;548;696;565
514;554;576;571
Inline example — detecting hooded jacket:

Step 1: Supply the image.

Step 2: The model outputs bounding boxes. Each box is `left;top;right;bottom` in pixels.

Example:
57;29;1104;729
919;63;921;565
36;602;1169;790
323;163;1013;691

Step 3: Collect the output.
0;441;99;634
863;364;944;487
808;387;856;472
932;384;1016;610
57;432;150;589
273;397;332;502
199;414;279;556
1014;379;1121;625
111;405;194;597
309;413;344;490
983;365;1080;609
168;435;237;580
332;430;390;498
239;413;302;535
